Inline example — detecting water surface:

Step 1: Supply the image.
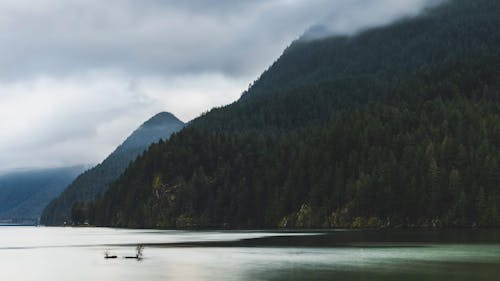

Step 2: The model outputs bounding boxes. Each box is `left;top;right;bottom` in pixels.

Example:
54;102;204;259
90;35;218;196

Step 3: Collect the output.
1;227;499;281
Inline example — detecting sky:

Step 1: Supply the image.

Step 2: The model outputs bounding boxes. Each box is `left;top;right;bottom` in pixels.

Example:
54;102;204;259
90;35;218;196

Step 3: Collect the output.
0;0;443;172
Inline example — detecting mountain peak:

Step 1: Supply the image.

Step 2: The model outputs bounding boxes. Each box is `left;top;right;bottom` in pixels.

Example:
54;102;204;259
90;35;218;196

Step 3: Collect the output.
40;111;185;225
141;112;183;128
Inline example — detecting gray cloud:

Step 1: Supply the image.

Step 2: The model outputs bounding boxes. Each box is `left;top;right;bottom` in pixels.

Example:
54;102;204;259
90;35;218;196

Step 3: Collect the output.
0;0;443;80
0;0;445;172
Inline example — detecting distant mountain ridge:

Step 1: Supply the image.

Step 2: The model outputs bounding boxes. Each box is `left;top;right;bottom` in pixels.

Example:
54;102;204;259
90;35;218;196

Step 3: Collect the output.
40;112;185;225
0;166;84;224
87;0;499;229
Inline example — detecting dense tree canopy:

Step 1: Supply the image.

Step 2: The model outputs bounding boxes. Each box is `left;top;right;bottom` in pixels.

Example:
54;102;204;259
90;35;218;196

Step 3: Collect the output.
41;112;184;225
82;0;500;229
89;55;499;228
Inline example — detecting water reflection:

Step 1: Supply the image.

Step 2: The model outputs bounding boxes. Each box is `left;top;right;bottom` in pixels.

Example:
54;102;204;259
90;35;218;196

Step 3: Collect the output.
0;227;499;281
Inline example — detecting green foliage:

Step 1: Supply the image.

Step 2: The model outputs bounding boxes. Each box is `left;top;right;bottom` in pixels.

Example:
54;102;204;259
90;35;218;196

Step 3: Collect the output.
71;202;91;225
191;0;500;133
86;0;499;229
40;113;184;225
295;204;313;228
90;94;500;228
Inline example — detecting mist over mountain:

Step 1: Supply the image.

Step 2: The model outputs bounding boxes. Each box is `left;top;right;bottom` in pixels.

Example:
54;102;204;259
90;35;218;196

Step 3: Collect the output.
0;166;84;224
40;112;184;225
300;0;444;41
0;0;452;175
186;0;498;136
72;0;500;229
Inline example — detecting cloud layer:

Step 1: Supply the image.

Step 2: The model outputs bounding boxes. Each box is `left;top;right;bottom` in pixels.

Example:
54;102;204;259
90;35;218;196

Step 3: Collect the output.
0;0;443;172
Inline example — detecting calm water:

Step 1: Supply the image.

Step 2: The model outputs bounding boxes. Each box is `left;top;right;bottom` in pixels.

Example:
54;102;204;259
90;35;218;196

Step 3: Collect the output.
1;227;499;281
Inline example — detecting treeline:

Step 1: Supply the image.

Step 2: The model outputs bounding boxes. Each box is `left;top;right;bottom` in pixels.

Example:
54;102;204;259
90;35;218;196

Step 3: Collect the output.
85;98;499;228
41;112;184;225
41;146;148;225
75;0;500;229
83;56;499;228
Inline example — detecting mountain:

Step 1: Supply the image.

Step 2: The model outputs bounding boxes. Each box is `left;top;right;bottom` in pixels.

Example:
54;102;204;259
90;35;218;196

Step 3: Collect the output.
0;166;84;224
192;0;500;133
89;0;498;229
40;112;185;225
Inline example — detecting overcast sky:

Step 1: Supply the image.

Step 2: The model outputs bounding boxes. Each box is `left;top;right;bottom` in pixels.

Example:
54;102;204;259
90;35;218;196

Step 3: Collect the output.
0;0;443;172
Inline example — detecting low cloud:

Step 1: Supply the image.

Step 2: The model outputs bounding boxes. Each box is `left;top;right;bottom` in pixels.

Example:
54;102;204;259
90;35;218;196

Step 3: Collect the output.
0;72;247;171
0;0;444;172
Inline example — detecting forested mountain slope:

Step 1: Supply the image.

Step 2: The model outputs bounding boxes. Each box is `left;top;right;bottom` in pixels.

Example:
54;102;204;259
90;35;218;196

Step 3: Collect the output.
40;112;184;225
87;0;499;228
0;166;84;224
192;0;500;132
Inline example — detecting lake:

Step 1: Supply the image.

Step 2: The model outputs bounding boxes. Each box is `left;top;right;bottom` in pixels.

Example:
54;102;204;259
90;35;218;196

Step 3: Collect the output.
1;227;499;281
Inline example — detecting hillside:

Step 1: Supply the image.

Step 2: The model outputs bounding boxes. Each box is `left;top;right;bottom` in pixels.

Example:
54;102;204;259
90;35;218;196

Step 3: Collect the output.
0;166;84;224
88;0;499;228
192;0;500;133
40;112;184;225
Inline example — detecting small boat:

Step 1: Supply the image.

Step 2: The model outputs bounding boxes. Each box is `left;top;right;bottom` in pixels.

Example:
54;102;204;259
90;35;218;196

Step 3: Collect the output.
125;245;144;260
104;250;118;259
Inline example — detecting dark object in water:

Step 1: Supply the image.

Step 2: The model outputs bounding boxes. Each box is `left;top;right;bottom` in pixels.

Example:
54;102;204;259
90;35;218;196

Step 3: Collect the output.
125;245;144;260
124;256;140;259
104;250;117;259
